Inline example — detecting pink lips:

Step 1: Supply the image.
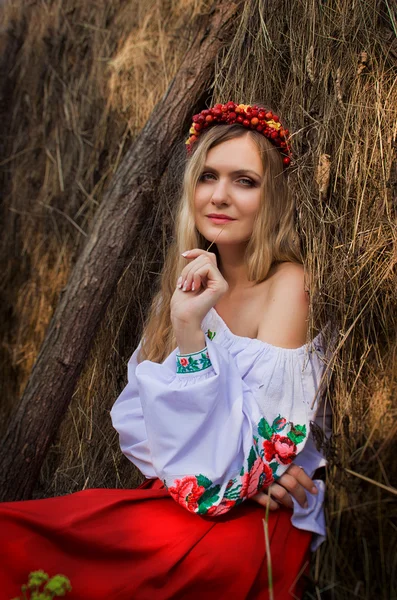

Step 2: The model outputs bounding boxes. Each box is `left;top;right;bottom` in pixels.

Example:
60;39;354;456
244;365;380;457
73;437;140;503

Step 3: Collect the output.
207;215;235;224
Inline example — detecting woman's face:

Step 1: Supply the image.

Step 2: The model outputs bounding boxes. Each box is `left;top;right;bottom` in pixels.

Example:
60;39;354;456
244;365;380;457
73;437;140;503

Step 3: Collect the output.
193;134;264;245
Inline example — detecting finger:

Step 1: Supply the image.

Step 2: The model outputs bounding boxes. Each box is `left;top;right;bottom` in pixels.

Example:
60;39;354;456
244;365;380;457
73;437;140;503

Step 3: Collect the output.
177;255;204;289
266;483;294;509
180;256;209;291
250;491;279;511
189;262;227;293
182;249;217;266
184;269;203;293
286;464;318;494
182;259;222;292
274;473;307;507
191;270;202;292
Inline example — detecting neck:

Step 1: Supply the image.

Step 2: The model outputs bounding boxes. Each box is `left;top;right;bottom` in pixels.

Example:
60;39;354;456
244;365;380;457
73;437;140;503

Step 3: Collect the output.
215;243;255;291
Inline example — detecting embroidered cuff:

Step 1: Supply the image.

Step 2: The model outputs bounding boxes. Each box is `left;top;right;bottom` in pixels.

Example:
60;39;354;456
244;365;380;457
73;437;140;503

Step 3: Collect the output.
176;346;212;374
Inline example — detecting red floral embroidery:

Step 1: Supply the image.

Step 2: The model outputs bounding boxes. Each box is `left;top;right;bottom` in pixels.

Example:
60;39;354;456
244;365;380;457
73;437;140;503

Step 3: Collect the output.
263;434;297;465
179;357;189;367
263;440;274;462
262;463;274;487
242;457;262;498
207;499;236;516
272;416;287;431
167;476;206;512
240;457;274;498
164;417;306;516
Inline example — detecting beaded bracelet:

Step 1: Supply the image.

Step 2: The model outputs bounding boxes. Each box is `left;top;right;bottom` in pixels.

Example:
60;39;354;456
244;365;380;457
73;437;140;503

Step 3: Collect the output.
176;346;213;374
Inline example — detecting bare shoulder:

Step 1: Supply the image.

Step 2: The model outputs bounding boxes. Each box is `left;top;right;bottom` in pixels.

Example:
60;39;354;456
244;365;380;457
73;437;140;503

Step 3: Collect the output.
257;262;309;349
268;262;308;303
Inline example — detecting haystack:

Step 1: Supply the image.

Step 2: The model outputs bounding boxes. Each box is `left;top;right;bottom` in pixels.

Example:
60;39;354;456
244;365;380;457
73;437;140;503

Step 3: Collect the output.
0;0;396;597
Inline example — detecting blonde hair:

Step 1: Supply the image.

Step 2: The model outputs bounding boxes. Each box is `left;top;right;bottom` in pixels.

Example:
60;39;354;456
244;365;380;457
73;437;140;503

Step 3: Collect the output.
138;123;301;364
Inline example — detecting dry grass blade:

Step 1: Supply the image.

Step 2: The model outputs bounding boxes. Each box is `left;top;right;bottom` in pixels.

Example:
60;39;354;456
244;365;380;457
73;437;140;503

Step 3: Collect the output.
344;468;397;497
262;512;274;600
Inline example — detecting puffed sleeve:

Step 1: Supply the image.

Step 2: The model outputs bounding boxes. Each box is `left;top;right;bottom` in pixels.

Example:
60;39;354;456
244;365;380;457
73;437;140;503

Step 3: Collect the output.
111;335;326;517
110;340;157;479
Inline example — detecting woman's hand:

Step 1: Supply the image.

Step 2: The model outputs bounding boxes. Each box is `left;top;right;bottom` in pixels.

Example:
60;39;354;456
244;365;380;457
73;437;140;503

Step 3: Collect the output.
170;249;229;328
250;464;318;511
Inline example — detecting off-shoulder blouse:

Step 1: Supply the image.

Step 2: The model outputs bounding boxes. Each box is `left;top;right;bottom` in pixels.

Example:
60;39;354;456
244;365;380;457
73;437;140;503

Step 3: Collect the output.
110;307;332;551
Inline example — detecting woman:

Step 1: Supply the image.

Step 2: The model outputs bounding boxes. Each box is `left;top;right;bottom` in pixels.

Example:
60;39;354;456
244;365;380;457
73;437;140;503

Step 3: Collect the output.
0;102;331;600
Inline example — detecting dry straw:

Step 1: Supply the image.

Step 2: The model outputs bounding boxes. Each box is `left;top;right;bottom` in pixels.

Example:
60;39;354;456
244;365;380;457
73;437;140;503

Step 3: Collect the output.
0;0;396;598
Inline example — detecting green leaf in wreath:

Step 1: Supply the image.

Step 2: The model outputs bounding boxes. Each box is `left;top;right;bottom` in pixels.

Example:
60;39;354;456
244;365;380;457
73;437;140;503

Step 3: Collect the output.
258;417;273;440
269;461;279;474
196;474;212;489
287;424;307;444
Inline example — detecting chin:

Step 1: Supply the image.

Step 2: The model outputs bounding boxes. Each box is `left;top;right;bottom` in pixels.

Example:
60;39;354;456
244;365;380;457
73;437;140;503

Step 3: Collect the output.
196;220;249;245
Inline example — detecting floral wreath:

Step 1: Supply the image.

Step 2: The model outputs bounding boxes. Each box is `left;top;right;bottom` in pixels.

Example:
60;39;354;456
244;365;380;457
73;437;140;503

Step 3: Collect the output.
185;101;292;167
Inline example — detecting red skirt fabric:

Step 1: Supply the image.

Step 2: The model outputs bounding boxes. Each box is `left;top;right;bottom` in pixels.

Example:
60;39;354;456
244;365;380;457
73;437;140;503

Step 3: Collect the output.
0;478;312;600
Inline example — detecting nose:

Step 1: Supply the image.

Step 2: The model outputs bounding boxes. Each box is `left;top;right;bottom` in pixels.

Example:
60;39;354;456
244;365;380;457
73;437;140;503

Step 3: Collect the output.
210;177;230;206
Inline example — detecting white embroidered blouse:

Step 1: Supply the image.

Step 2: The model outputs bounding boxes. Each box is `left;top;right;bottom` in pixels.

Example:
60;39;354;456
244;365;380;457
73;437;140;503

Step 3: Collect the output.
110;307;332;551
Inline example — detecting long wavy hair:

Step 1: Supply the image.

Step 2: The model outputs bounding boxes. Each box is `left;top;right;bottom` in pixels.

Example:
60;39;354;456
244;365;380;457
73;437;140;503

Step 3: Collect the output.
138;122;301;364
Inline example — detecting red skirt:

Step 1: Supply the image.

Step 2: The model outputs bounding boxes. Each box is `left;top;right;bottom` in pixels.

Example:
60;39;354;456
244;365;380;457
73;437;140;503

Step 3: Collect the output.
0;478;312;600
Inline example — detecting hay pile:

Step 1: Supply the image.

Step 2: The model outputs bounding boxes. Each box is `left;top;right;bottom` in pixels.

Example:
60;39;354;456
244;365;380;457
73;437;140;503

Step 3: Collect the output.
1;0;396;597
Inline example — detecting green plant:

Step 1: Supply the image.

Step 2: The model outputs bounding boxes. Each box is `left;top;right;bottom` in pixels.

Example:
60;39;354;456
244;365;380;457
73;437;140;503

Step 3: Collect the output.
11;570;72;600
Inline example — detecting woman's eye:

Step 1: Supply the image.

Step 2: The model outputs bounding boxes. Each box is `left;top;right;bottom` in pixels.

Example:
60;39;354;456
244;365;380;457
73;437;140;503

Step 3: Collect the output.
198;173;255;187
199;173;215;181
238;178;255;186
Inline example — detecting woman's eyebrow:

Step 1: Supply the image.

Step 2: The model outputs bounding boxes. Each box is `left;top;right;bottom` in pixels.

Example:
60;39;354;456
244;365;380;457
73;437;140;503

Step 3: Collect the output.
202;166;262;179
